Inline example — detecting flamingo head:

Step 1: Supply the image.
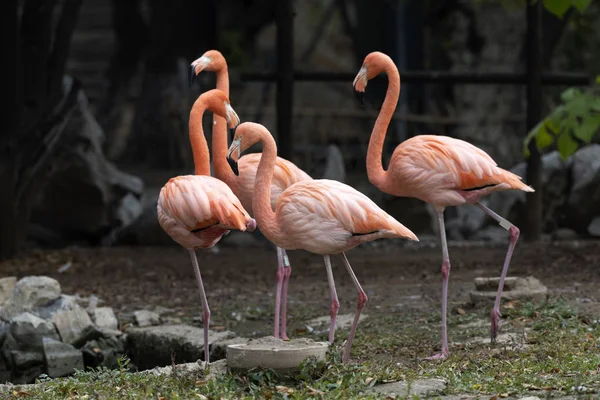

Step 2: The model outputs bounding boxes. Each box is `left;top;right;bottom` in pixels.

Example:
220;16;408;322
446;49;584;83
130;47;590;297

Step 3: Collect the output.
199;89;240;133
227;122;267;177
353;51;389;106
189;50;226;86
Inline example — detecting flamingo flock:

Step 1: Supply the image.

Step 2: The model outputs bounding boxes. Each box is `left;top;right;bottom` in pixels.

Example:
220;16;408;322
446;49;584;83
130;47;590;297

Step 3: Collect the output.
157;50;534;365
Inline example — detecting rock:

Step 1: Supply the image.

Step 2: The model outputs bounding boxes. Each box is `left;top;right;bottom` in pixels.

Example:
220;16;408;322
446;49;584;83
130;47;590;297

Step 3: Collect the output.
11;363;44;384
305;313;368;335
126;324;233;370
10;351;44;369
210;336;249;361
0;277;17;307
29;79;144;246
471;225;508;242
134;310;160;327
42;337;84;378
0;353;10;384
81;334;126;369
10;312;59;349
227;337;329;376
92;307;118;331
566;145;600;232
1;332;19;369
323;144;346;183
0;322;7;347
0;277;61;321
470;276;548;305
366;378;447;397
552;228;579;241
52;303;100;347
445;205;487;240
587;216;600;237
115;193;143;228
32;295;78;320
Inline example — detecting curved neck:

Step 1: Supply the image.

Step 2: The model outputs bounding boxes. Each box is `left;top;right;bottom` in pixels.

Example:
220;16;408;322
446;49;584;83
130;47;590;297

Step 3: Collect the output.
253;127;280;239
189;98;211;176
212;66;236;186
366;61;400;187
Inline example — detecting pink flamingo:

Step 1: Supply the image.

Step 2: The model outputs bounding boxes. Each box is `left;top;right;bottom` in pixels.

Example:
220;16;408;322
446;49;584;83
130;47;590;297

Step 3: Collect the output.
226;121;418;363
353;51;534;359
190;50;348;341
157;89;256;364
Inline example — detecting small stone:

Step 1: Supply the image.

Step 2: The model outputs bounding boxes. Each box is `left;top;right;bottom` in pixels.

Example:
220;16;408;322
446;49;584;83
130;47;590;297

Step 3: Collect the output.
367;378;447;397
42;337;84;378
470;276;548;305
0;277;17;307
32;295;78;320
518;397;541;400
10;350;44;369
587;216;600;237
134;310;160;327
92;307;118;331
11;363;44;384
10;312;59;349
0;276;61;321
552;228;579;240
52;303;100;347
81;335;125;369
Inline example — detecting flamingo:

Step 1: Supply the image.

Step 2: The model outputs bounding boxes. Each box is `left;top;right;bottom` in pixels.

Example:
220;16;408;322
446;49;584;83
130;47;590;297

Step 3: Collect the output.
190;50;350;342
353;51;535;359
226;121;418;363
157;88;256;364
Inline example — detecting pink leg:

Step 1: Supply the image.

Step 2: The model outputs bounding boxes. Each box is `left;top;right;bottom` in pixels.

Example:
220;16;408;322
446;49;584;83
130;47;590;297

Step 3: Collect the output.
476;202;520;342
425;209;450;360
189;250;211;365
280;249;291;340
273;247;284;339
339;252;367;364
323;255;340;343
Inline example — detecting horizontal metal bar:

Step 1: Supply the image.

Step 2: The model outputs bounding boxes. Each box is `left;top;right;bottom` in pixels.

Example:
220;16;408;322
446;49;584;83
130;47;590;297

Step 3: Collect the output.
239;71;591;85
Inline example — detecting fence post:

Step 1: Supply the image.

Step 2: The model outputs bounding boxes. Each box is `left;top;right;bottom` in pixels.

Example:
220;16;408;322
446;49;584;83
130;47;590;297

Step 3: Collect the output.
276;0;294;161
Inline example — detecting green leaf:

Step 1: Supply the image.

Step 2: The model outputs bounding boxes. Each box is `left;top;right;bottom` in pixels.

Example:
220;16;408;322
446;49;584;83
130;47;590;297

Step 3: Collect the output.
573;114;600;142
557;132;579;159
596;75;600;85
543;0;572;17
560;87;581;102
571;0;592;12
535;120;556;149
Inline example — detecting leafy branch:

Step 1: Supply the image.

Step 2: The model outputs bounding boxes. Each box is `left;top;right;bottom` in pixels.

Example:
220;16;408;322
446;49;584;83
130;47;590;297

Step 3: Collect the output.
524;76;600;159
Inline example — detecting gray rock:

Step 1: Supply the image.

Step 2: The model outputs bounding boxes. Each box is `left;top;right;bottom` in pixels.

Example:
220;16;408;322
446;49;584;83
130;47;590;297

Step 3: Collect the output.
323;144;346;183
0;277;17;307
81;334;126;369
1;332;19;368
587;216;600;237
0;277;61;321
10;312;59;349
134;310;160;327
52;303;100;347
127;324;232;370
367;378;447;397
0;322;7;347
42;337;84;378
115;193;143;228
552;227;579;240
566;145;600;232
470;276;548;304
32;295;78;320
471;225;508;242
0;353;10;384
10;350;43;369
10;363;44;384
92;307;119;331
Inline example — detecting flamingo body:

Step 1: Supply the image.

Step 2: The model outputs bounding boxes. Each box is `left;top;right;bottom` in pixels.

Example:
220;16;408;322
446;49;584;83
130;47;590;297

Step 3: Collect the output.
274;179;417;254
385;135;533;208
157;175;254;250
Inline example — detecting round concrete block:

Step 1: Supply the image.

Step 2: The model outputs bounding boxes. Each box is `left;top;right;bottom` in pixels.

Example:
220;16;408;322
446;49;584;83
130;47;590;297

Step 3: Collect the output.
226;337;329;375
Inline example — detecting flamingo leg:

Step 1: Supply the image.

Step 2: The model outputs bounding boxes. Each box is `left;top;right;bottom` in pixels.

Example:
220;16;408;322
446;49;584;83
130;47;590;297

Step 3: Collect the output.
189;250;211;365
339;252;368;364
323;255;340;343
273;247;284;338
426;209;450;360
280;248;292;340
476;202;520;342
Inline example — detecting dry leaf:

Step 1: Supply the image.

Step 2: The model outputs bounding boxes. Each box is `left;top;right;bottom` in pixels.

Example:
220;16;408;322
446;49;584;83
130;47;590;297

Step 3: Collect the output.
12;391;30;397
365;377;375;385
195;380;208;387
550;367;560;373
504;300;519;309
275;385;294;394
457;308;466;315
500;393;509;398
489;395;498;400
306;386;324;395
195;394;208;399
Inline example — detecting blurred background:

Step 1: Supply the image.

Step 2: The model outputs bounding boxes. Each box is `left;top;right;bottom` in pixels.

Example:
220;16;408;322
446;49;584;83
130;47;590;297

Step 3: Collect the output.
2;0;600;260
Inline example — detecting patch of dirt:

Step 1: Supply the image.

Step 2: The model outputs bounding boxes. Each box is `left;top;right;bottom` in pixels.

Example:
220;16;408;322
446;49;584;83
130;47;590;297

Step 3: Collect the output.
1;240;599;339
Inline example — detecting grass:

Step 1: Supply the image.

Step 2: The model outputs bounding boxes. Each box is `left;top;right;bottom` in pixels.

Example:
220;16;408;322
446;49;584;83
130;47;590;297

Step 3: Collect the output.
3;298;599;399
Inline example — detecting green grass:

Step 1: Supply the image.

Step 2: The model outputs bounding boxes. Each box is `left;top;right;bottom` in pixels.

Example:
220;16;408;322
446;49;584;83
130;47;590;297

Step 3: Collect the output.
3;298;599;399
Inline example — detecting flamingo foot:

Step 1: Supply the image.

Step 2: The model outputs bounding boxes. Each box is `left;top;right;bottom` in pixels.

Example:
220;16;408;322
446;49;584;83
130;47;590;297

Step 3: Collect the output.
490;307;501;343
423;350;448;360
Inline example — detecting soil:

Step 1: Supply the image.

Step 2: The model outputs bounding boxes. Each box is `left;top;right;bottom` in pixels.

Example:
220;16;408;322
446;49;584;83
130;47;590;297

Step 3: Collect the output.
1;239;599;338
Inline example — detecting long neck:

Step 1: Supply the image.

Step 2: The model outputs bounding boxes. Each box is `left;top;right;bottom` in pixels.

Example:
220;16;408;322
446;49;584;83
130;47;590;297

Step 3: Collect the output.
366;61;400;187
189;99;211;176
253;130;281;239
212;67;236;186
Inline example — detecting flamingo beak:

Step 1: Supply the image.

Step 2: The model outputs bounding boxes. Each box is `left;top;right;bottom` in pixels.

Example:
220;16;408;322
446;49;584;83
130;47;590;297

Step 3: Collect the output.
189;55;213;87
226;136;242;176
353;66;367;107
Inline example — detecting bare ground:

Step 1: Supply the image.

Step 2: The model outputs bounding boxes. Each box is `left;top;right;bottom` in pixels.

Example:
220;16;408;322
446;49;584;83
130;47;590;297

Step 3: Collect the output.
1;239;598;343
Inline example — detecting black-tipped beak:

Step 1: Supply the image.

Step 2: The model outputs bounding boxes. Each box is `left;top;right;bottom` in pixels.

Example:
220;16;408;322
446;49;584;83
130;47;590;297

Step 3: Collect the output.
354;89;365;107
189;64;197;87
227;156;239;176
229;127;237;143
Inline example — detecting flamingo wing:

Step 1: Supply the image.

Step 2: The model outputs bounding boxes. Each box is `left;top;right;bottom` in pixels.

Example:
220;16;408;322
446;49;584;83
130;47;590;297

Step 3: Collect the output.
391;135;532;192
274;179;417;254
157;175;252;249
237;153;312;212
